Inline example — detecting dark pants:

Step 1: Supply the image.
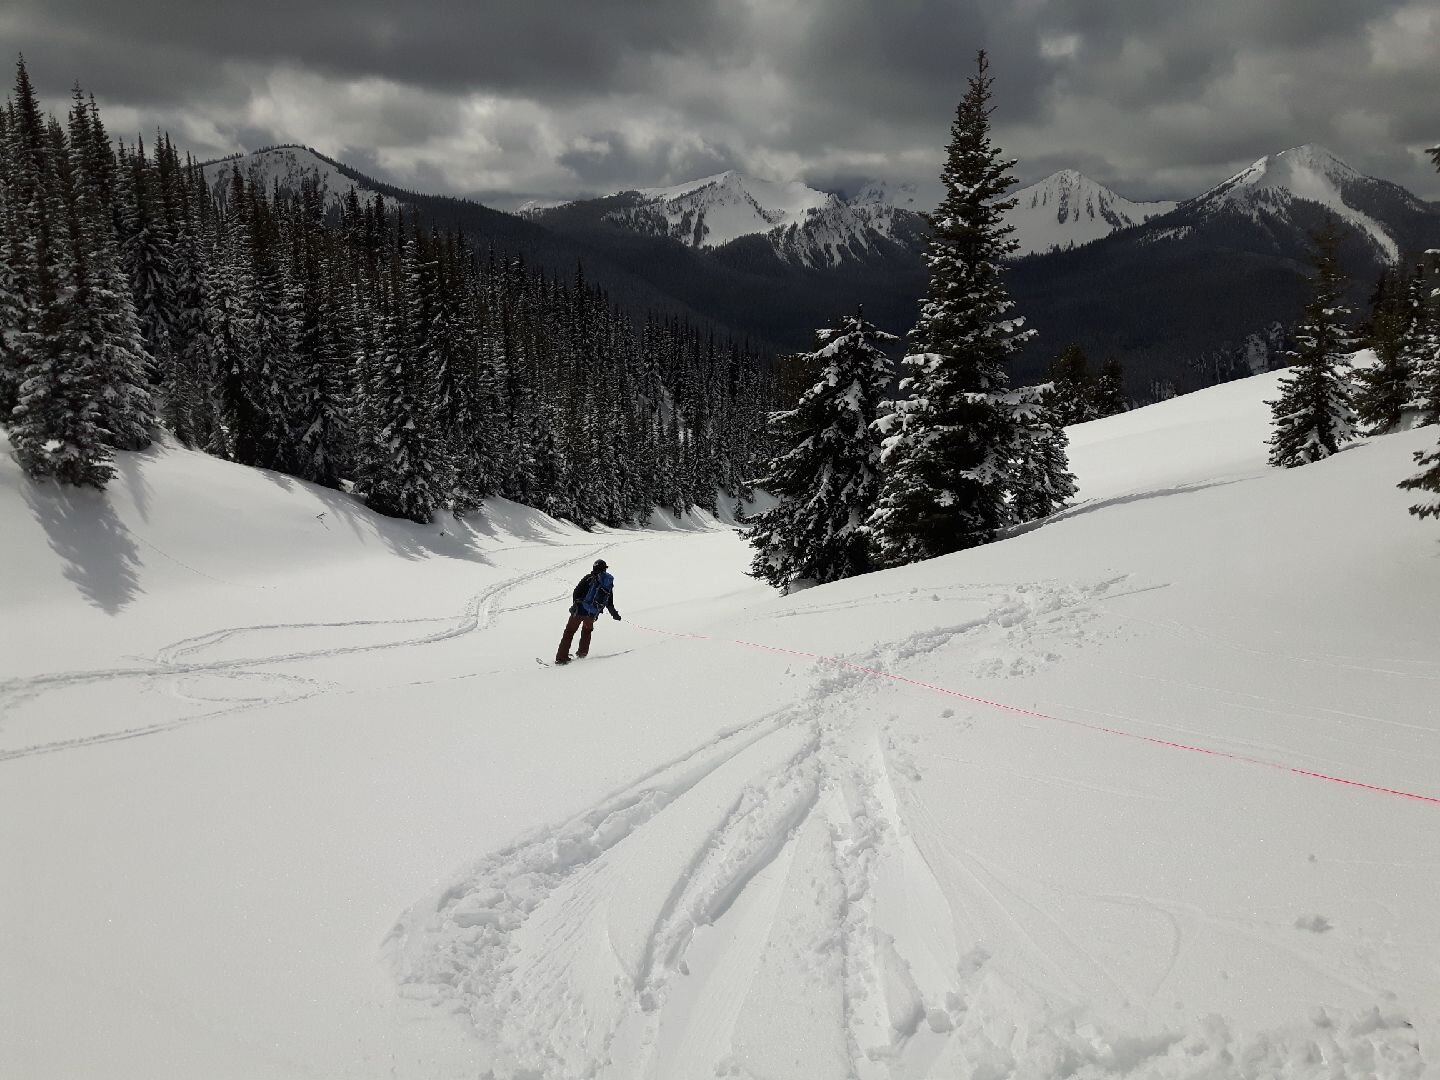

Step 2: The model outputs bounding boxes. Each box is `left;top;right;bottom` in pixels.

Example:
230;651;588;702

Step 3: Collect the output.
556;612;595;661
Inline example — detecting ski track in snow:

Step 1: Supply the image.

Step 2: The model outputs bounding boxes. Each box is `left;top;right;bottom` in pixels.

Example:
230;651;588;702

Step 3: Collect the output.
389;576;1427;1079
0;542;618;762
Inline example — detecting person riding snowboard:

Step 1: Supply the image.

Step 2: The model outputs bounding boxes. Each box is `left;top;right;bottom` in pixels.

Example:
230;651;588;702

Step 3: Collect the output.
556;559;620;664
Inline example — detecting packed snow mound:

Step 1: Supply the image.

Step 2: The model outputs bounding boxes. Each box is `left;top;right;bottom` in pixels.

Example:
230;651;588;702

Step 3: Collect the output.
1194;144;1403;263
1005;169;1175;255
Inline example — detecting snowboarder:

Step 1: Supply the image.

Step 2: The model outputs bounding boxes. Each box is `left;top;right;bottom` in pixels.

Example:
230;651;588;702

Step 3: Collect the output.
555;559;621;664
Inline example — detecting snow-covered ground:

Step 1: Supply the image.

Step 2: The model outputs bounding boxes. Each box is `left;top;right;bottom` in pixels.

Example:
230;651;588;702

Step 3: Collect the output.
3;370;1438;1079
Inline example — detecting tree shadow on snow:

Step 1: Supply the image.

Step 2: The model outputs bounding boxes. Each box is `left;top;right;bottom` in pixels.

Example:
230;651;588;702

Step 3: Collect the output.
110;444;158;524
373;512;497;564
22;479;144;614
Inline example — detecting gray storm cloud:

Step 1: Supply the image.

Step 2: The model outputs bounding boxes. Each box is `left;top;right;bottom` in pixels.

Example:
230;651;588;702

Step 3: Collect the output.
6;0;1437;208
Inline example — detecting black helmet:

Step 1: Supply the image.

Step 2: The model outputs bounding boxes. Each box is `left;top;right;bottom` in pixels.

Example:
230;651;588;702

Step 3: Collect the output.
593;559;608;571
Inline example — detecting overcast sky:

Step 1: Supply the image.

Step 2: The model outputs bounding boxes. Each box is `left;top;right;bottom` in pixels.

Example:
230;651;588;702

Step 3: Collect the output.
8;0;1439;210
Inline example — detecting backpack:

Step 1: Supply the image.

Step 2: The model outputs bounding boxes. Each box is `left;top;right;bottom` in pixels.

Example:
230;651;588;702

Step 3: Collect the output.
572;571;613;616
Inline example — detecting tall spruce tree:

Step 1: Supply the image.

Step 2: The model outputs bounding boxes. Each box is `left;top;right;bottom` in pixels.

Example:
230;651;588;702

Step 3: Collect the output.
747;307;894;590
1398;154;1440;519
1093;357;1128;416
67;89;153;452
1354;265;1420;435
1009;385;1076;522
1404;260;1440;427
356;226;451;522
0;92;30;418
1046;342;1098;426
869;51;1033;564
6;61;115;487
118;136;177;388
1266;222;1358;468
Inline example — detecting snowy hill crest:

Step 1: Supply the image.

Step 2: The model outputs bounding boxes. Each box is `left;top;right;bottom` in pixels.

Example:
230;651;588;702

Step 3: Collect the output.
202;145;395;214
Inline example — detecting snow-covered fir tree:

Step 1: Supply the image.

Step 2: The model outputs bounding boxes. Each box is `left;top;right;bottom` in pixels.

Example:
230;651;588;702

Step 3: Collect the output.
0;88;32;421
1404;260;1440;428
1398;151;1440;519
1266;222;1358;468
355;225;452;523
117;136;177;388
65;88;154;454
288;182;350;488
1010;384;1076;522
1353;264;1419;436
1093;357;1129;416
747;307;894;590
1045;343;1099;426
869;51;1036;564
4;60;115;487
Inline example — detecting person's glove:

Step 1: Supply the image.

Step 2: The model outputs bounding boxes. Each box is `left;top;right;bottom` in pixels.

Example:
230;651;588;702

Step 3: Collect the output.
612;612;622;621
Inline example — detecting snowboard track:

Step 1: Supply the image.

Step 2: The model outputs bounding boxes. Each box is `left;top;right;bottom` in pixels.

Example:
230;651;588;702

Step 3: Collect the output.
390;576;1429;1078
0;542;619;761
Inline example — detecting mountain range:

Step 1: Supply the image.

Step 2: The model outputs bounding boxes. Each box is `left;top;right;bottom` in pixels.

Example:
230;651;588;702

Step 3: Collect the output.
205;143;1440;397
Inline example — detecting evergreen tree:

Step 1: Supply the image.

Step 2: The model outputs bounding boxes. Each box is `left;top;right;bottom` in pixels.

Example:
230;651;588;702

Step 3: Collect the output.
67;89;153;451
747;307;894;590
1093;357;1128;416
1398;156;1440;519
870;51;1033;564
1354;265;1419;435
1266;222;1358;468
1400;441;1440;520
1045;342;1097;426
209;167;262;461
1404;259;1440;428
165;156;218;448
6;61;114;487
118;137;176;387
289;185;350;487
356;227;451;522
0;92;31;418
1009;385;1076;522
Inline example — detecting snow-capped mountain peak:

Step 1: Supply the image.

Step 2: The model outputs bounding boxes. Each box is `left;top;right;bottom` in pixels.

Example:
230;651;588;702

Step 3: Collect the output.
1195;144;1403;263
1004;170;1176;256
621;171;832;249
1204;144;1362;201
589;171;923;267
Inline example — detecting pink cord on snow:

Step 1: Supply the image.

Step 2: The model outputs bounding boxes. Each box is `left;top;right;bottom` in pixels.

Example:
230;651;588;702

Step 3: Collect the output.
632;623;1440;808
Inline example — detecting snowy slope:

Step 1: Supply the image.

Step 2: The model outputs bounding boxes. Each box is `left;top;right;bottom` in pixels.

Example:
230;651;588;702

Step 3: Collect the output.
4;373;1440;1079
202;145;394;214
1005;169;1176;256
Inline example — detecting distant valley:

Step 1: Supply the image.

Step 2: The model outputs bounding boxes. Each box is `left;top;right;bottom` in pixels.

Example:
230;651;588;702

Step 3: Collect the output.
207;143;1440;398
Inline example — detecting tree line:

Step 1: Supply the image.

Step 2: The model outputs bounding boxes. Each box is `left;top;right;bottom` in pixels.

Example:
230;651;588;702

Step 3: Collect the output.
0;58;775;527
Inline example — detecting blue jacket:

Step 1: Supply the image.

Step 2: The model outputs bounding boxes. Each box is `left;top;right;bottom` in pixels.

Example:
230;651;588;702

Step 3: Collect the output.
572;570;618;618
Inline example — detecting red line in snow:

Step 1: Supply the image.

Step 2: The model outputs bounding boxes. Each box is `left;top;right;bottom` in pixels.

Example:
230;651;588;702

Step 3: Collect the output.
632;623;1440;807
